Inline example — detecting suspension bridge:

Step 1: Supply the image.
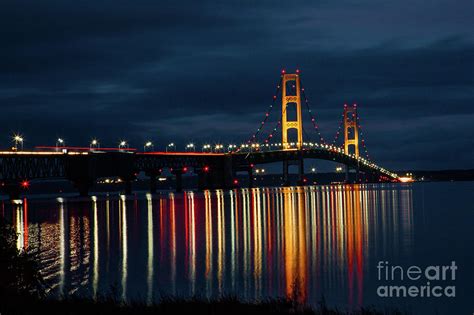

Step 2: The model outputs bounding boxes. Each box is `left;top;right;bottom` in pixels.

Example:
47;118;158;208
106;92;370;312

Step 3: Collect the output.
0;70;399;199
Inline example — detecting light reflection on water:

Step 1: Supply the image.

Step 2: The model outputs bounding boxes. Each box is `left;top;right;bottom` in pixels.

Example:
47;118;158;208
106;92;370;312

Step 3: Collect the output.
5;184;415;309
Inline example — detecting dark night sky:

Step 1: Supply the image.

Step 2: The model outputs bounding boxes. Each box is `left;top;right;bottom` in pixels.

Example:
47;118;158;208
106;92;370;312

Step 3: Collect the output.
1;0;473;170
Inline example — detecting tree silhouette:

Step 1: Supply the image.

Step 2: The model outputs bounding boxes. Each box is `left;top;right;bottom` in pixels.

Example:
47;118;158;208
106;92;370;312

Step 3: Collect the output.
0;218;45;299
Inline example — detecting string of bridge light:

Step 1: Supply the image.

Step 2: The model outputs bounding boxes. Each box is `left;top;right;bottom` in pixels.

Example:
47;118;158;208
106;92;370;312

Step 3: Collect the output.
263;116;281;144
233;71;372;160
260;73;326;147
299;80;326;144
241;72;296;149
356;114;372;161
261;76;299;145
234;77;283;153
248;77;282;143
332;111;345;147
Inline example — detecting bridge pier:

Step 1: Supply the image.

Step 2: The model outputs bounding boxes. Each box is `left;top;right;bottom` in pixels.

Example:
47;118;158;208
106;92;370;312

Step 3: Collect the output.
146;170;161;194
124;179;133;195
72;178;94;197
149;174;157;193
197;169;210;190
224;156;235;189
248;168;254;188
283;158;304;186
344;165;362;184
1;181;23;200
172;169;184;192
297;158;305;186
283;160;289;186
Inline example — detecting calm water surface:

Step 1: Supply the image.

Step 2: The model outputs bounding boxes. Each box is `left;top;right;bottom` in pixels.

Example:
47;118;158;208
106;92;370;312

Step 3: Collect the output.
2;182;473;314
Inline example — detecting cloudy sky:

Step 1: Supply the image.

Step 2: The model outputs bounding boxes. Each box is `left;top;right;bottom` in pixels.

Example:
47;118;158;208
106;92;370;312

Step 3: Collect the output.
1;0;473;170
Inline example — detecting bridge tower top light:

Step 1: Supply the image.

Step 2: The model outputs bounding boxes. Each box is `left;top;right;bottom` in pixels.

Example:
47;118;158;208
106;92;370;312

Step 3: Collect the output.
281;73;303;150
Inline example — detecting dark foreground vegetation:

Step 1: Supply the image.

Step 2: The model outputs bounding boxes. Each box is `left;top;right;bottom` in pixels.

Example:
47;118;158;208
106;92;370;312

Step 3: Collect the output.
0;218;406;315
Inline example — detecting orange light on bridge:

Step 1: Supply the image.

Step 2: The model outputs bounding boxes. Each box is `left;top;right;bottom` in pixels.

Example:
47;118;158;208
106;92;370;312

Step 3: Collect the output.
399;177;414;183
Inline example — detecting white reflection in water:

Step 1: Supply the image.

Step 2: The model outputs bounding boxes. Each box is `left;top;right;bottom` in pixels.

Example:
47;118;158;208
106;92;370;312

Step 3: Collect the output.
169;192;176;295
229;190;236;291
187;191;196;295
216;189;225;294
11;184;415;309
146;193;154;305
106;198;110;272
15;202;24;251
120;194;128;301
204;190;213;297
59;198;66;296
92;196;99;298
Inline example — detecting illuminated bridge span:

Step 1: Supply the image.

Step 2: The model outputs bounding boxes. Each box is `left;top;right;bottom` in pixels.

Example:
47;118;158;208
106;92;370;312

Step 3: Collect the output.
0;71;399;199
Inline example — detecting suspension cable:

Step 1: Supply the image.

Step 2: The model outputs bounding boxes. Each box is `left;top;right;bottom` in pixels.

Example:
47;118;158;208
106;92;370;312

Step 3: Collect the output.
233;77;282;153
332;111;345;147
299;80;326;144
356;113;372;161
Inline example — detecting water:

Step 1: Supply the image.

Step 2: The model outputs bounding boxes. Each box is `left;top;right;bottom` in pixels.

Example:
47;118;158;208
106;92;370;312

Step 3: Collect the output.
2;182;473;314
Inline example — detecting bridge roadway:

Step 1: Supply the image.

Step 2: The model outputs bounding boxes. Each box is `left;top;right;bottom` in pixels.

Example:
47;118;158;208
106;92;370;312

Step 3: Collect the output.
0;147;398;199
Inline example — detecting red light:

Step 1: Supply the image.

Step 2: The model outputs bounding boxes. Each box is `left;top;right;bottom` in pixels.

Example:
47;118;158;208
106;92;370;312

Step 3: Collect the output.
281;69;286;74
303;178;307;183
203;166;209;172
21;180;29;188
296;69;300;73
183;167;188;173
250;164;254;168
233;179;239;185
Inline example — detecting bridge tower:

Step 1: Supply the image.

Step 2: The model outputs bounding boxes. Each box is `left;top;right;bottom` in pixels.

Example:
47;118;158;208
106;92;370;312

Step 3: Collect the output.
344;104;359;158
281;72;303;150
343;104;360;182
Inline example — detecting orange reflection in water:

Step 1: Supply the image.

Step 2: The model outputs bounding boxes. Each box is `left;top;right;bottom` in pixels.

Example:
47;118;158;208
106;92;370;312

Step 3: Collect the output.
282;187;307;302
8;184;413;309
